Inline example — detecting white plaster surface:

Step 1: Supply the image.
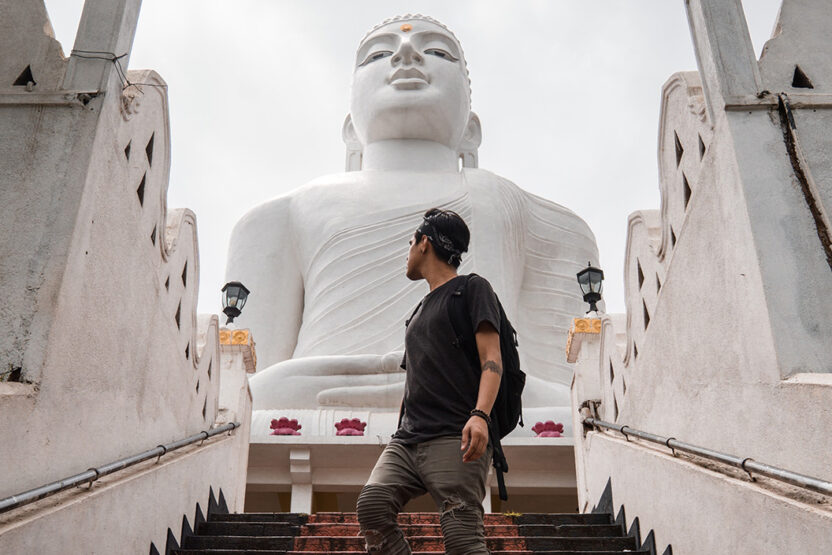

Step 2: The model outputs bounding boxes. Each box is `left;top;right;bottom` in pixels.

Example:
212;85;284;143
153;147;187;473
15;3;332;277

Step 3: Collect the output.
577;0;832;479
218;335;255;424
228;15;598;416
570;0;832;549
1;2;251;550
0;432;250;555
578;433;832;555
758;0;832;94
0;1;230;498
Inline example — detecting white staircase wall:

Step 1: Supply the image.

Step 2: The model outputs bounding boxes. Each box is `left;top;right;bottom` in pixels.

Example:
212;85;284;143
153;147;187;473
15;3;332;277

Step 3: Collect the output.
0;1;251;551
572;1;832;552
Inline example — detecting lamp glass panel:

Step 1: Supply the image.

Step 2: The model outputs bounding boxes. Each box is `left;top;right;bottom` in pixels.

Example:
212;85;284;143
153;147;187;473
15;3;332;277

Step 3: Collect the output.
577;271;591;295
589;270;603;293
227;285;241;307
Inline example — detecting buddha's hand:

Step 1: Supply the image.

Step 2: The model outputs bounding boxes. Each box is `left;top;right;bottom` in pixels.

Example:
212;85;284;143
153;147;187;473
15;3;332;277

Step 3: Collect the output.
250;351;405;409
316;350;405;407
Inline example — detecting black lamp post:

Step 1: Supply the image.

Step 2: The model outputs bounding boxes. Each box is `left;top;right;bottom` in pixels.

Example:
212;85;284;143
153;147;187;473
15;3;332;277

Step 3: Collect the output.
577;262;604;313
222;281;250;324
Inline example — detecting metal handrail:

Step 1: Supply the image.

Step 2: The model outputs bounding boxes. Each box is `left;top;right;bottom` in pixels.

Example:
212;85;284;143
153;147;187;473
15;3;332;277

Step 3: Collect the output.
584;417;832;497
0;422;240;514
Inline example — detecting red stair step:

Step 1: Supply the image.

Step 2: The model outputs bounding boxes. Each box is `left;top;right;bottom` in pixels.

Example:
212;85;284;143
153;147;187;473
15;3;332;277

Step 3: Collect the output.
292;535;530;551
308;512;518;525
299;522;523;537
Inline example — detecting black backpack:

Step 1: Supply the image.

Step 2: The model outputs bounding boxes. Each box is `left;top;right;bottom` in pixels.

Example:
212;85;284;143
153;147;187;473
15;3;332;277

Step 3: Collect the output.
448;274;526;501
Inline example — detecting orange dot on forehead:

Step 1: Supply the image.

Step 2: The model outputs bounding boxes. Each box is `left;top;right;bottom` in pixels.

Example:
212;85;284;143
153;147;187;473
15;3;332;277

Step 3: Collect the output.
400;23;413;32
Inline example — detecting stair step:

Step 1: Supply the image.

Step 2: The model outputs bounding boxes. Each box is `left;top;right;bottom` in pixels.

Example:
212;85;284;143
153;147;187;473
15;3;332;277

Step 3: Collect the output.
300;523;519;537
182;536;294;550
475;552;650;555
286;552;650;555
525;536;638;550
190;511;640;554
514;513;612;525
520;524;624;537
306;512;611;526
486;552;650;555
291;534;637;551
300;522;486;537
209;513;307;525
173;551;288;555
198;522;301;536
298;522;623;538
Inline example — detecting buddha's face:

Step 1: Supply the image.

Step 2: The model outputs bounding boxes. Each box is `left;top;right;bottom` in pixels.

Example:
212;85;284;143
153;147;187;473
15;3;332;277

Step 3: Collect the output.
350;19;471;149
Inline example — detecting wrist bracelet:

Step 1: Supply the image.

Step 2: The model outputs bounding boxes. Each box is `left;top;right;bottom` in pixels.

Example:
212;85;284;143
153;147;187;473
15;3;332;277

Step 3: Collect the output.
469;409;491;425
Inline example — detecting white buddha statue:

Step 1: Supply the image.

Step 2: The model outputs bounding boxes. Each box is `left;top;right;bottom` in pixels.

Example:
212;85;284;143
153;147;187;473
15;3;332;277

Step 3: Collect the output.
227;15;598;419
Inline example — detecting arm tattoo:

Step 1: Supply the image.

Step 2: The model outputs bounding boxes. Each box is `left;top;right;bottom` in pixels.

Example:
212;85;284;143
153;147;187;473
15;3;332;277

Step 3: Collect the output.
482;360;503;377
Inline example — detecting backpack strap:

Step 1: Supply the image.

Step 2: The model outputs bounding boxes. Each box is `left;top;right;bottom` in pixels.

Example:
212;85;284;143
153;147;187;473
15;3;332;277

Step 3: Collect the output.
489;414;510;501
448;274;480;372
448;274;511;501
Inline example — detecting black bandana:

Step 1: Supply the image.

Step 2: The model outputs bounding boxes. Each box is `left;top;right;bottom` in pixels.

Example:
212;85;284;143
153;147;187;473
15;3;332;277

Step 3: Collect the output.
419;220;464;265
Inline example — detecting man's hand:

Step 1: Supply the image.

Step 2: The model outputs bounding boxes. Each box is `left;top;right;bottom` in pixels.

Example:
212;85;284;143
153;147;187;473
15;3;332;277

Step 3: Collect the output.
461;415;489;462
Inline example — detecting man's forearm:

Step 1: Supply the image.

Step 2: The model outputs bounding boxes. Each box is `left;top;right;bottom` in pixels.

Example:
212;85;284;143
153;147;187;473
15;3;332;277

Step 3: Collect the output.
474;357;502;415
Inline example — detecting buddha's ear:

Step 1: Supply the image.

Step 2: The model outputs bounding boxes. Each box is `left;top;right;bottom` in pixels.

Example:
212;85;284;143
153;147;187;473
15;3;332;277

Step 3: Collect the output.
342;114;363;172
458;112;481;169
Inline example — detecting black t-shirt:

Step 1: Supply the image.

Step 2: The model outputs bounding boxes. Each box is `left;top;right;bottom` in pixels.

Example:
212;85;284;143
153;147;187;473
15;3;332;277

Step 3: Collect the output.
392;274;501;444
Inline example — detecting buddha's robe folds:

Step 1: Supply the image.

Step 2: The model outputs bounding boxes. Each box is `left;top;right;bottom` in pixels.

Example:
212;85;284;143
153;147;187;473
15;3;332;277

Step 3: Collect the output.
228;169;597;410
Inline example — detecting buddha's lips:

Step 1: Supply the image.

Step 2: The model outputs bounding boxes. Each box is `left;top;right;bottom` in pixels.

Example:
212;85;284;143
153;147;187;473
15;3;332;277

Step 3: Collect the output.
389;68;429;89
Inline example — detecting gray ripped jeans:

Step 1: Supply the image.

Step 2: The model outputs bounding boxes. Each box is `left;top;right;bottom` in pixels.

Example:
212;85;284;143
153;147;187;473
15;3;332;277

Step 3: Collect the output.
356;436;491;555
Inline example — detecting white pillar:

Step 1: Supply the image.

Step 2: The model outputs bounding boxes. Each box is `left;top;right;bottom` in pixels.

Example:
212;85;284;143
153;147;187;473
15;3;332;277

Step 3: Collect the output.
289;448;313;513
290;483;313;514
64;0;143;91
482;483;492;514
685;0;761;122
568;316;604;512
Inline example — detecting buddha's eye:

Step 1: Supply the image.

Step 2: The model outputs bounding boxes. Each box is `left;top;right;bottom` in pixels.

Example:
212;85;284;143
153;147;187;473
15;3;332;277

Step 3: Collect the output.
361;51;393;66
425;48;457;62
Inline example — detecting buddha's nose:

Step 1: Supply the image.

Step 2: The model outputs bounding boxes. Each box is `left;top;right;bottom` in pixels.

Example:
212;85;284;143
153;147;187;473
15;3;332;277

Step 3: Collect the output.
391;40;422;66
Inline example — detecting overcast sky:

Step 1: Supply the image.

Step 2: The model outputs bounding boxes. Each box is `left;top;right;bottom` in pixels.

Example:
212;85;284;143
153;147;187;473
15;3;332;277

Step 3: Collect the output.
44;1;782;315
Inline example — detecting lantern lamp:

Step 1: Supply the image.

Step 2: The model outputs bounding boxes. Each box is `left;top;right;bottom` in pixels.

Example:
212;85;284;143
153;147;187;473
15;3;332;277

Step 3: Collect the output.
576;263;604;313
222;281;250;324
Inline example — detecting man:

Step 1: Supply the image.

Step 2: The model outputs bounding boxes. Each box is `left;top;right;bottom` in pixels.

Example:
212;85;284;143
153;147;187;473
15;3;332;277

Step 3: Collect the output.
356;208;502;554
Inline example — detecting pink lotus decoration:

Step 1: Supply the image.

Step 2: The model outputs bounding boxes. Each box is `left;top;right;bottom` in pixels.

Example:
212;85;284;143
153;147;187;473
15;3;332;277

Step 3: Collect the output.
270;417;301;436
335;418;367;436
532;421;564;437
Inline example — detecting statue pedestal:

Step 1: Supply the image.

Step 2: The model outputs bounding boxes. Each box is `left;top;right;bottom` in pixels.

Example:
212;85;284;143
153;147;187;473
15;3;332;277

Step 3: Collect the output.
252;408;400;440
245;407;578;513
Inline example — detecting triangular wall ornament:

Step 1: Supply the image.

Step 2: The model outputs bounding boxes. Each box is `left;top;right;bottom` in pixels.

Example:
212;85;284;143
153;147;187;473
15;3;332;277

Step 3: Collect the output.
674;131;684;167
792;65;814;89
136;174;146;206
683;173;692;210
13;65;35;87
146;133;155;166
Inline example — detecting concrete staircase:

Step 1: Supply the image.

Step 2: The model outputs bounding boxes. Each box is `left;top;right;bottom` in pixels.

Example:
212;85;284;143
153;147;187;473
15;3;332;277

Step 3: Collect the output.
171;511;649;554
